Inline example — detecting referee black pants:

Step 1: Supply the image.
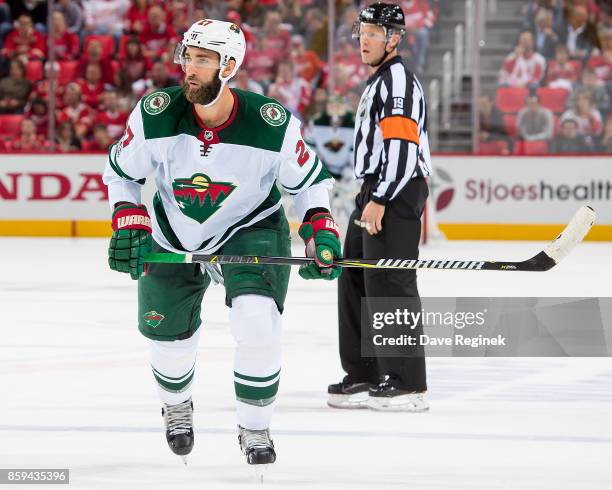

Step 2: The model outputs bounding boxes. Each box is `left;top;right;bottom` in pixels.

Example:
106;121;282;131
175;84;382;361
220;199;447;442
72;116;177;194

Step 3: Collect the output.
337;176;429;391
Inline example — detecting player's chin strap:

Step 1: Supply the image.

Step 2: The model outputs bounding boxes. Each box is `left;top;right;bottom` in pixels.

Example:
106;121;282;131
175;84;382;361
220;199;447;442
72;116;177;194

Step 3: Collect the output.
201;60;235;108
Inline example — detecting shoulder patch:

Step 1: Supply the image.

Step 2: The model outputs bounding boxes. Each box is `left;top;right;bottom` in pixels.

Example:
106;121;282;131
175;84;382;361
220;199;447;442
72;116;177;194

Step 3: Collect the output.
143;91;171;115
260;102;287;127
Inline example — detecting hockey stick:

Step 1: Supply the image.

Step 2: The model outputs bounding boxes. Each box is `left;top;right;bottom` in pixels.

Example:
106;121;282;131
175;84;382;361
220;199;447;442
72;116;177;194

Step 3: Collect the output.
144;205;595;272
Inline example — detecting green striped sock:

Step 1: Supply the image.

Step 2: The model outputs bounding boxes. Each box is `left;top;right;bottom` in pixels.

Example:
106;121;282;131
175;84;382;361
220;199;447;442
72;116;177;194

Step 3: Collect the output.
234;369;280;407
152;363;195;394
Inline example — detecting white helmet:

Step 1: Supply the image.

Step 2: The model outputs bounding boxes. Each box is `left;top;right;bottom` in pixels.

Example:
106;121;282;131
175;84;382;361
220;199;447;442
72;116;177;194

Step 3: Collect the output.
174;19;246;105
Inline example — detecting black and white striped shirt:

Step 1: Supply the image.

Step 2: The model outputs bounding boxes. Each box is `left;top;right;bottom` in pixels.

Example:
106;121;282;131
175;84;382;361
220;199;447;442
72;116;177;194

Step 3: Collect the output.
353;55;432;204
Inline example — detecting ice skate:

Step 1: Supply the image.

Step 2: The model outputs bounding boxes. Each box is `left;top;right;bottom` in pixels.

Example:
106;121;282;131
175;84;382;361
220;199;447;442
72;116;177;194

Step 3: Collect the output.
238;425;276;482
162;398;194;464
367;382;429;412
327;378;371;409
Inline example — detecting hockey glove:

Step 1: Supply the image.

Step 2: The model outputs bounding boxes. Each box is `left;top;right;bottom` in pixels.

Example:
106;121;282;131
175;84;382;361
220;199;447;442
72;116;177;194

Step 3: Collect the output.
298;212;342;280
108;203;152;280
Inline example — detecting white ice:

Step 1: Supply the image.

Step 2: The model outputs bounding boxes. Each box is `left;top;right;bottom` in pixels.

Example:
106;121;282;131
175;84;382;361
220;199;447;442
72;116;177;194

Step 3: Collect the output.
1;237;611;489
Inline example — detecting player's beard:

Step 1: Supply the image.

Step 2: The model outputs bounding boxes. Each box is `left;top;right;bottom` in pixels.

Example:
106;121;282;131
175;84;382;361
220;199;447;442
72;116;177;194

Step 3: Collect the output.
183;71;222;105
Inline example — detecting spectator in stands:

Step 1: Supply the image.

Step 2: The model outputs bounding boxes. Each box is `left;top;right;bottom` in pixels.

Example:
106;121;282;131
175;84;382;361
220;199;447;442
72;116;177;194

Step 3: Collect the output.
1;14;46;62
57;82;95;138
120;36;151;85
561;89;603;136
556;4;600;61
267;60;312;120
551;116;593;152
112;68;137;112
402;0;436;73
169;1;189;36
6;0;48;33
595;115;612;152
334;38;368;87
532;8;559;60
229;68;264;95
25;97;49;135
55;119;81;152
303;86;328;121
132;61;178;98
546;44;580;91
94;89;128;139
31;61;65;109
0;3;12;45
53;0;84;34
10;118;50;152
567;67;610;115
478;92;512;153
78;63;107;110
303;8;328;58
160;39;183;80
517;93;555;141
140;5;177;60
126;0;148;34
85;124;113;151
78;39;114;84
586;28;611;85
522;0;565;34
83;0;130;39
246;35;279;88
49;11;80;61
335;6;359;49
289;35;323;84
260;11;291;61
0;60;32;114
499;31;547;88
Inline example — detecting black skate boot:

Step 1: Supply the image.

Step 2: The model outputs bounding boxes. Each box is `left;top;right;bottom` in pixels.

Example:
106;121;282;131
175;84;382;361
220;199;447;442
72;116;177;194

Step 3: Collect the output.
238;425;276;482
161;398;194;464
327;377;372;409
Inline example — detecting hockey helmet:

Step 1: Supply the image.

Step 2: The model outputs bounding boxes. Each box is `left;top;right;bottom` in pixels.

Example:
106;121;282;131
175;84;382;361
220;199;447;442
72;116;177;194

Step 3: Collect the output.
174;19;246;82
352;3;406;41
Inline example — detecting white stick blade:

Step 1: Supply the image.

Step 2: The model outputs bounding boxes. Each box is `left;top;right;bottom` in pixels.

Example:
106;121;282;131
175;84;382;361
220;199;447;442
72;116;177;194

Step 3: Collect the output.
543;205;596;264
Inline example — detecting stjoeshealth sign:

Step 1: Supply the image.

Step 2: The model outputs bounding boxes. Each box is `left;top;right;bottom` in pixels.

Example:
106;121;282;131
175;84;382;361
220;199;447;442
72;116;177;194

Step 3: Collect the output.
0;154;109;220
431;156;612;225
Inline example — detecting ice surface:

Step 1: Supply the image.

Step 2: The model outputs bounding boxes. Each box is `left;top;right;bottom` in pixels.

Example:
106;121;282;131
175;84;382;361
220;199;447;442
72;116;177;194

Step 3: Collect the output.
1;238;611;489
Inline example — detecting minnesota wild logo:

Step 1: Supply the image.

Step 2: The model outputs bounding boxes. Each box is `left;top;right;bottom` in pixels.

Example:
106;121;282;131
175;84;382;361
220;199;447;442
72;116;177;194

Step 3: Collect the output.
143;92;170;115
173;173;236;224
143;311;165;328
260;103;287;127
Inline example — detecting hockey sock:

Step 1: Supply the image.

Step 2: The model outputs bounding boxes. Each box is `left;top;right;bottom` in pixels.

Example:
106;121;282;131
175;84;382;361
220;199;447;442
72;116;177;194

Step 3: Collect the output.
230;295;282;430
149;329;200;405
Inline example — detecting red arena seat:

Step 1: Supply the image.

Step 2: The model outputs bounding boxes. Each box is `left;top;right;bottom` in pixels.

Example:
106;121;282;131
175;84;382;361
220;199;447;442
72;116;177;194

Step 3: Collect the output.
0;115;25;136
495;87;529;113
58;61;79;85
26;60;43;82
514;140;549;155
537;87;569;113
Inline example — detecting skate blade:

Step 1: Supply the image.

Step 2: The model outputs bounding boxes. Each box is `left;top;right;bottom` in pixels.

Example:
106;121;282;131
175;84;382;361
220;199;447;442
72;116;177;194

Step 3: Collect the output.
253;464;269;484
327;393;369;409
367;398;430;412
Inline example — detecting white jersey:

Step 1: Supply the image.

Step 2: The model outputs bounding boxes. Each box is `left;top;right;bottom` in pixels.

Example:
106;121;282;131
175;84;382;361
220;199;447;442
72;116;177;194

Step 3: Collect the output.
103;87;332;253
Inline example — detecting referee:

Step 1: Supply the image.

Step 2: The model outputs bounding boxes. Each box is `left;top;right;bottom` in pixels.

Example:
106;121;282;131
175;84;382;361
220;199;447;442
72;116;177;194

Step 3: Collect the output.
328;2;432;412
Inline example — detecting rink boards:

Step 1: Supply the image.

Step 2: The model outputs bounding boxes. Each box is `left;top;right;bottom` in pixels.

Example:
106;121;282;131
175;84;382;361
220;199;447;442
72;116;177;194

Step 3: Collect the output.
0;153;611;240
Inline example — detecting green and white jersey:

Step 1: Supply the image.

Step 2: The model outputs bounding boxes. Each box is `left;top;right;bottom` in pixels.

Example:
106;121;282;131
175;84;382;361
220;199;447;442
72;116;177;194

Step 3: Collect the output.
103;87;332;253
304;112;355;177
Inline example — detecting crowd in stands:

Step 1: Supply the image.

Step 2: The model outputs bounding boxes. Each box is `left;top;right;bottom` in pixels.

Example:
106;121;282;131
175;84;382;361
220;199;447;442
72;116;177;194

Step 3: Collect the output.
0;0;437;151
0;0;440;153
483;0;611;154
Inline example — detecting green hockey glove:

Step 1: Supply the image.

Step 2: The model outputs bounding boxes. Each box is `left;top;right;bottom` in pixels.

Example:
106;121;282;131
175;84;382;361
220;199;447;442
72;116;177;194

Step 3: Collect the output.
108;203;152;280
298;212;342;280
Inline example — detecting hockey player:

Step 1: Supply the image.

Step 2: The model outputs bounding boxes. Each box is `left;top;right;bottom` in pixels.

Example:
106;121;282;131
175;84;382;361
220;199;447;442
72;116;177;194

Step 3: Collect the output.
103;19;341;470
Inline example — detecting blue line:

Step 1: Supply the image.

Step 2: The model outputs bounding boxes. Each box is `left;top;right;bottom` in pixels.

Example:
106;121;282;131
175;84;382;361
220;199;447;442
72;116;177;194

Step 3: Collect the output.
0;425;610;444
